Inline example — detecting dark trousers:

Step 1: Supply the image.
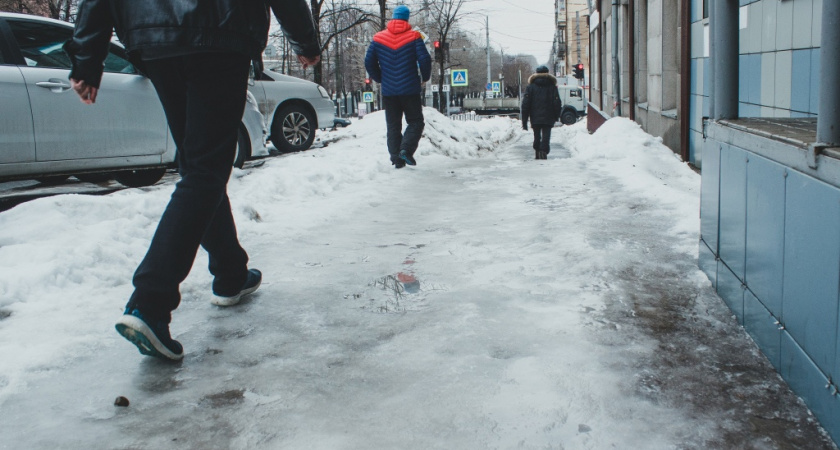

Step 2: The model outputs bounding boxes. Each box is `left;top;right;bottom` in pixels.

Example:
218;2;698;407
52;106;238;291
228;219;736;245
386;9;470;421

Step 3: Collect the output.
126;52;251;322
532;125;552;154
383;95;424;163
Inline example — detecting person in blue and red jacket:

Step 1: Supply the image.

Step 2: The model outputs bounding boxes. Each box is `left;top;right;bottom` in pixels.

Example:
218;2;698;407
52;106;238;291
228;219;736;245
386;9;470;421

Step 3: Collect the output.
365;5;432;168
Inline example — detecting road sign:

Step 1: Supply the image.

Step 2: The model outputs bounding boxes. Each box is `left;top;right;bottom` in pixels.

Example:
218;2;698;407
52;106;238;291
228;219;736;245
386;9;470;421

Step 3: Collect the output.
363;91;374;102
486;83;492;90
451;69;468;86
432;84;439;92
491;82;501;93
443;85;450;92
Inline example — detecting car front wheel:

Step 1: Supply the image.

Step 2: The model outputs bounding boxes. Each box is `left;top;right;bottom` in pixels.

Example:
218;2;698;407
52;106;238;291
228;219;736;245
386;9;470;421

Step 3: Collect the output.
560;109;578;125
271;104;315;152
114;168;166;188
234;124;251;169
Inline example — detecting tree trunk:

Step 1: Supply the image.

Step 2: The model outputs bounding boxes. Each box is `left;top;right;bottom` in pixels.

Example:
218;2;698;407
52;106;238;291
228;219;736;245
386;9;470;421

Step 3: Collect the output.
378;0;386;30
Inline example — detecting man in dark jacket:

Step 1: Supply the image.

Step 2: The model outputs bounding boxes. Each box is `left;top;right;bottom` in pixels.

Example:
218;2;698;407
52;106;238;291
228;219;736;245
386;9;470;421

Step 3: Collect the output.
65;0;321;361
521;66;562;160
364;5;431;168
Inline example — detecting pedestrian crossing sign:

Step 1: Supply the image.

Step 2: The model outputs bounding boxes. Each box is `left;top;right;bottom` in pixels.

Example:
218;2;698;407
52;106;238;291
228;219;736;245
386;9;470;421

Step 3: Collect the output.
492;82;501;93
363;92;374;102
451;69;468;86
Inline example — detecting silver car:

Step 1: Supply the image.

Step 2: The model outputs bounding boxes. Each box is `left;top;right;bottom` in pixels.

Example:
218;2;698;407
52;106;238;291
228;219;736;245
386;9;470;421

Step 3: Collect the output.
249;68;335;153
0;13;266;187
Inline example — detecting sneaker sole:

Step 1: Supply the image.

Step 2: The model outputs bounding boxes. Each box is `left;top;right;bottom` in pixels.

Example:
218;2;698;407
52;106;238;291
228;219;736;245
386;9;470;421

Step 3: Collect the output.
115;315;183;361
211;278;262;306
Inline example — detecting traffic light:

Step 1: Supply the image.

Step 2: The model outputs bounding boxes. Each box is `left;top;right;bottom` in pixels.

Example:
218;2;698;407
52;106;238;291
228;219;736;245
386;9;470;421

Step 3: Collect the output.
573;63;584;80
434;40;442;60
364;78;372;90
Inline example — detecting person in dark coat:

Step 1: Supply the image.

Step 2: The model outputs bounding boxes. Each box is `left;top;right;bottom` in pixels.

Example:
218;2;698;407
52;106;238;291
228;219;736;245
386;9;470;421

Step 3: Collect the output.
365;5;432;168
65;0;321;361
521;66;562;160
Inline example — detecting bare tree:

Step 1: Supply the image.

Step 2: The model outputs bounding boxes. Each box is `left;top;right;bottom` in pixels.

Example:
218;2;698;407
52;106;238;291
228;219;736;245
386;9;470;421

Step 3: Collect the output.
414;0;468;113
1;0;76;21
376;0;386;31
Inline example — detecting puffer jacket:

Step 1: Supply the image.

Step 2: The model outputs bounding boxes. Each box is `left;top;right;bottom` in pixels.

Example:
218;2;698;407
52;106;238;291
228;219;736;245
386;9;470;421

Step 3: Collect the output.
521;73;562;127
64;0;320;88
364;19;431;96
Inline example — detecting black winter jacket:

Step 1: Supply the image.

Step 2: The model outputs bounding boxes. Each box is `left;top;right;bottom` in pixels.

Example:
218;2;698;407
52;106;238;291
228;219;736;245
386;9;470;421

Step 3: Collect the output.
64;0;321;88
521;73;562;127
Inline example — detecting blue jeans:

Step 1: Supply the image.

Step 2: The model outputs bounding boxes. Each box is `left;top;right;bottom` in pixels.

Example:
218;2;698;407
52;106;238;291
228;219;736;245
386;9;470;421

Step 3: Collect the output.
126;52;251;322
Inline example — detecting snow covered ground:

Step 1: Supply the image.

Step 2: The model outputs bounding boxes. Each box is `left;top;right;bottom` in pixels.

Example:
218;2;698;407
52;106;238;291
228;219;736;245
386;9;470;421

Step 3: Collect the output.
0;109;835;449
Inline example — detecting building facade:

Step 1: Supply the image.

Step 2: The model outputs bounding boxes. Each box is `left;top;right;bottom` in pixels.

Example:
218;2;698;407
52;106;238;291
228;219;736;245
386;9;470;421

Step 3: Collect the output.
588;0;840;444
551;0;591;80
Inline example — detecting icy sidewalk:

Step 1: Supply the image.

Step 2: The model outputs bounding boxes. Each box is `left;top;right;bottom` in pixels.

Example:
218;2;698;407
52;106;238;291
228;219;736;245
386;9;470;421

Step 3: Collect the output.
0;112;835;449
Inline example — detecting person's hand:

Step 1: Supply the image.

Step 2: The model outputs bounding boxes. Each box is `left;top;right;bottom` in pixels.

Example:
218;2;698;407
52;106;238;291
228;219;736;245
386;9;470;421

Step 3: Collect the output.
297;55;320;70
70;78;98;105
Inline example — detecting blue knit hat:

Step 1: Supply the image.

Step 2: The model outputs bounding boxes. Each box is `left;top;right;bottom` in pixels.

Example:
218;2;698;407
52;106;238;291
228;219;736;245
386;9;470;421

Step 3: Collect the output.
393;5;410;21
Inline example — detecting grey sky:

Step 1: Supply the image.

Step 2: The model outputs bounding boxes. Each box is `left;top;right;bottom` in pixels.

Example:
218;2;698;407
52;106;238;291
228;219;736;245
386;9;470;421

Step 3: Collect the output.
459;0;556;64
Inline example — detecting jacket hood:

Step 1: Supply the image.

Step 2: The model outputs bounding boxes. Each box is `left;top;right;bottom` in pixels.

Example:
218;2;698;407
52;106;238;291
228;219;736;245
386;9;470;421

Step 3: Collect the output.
387;19;413;34
528;72;557;86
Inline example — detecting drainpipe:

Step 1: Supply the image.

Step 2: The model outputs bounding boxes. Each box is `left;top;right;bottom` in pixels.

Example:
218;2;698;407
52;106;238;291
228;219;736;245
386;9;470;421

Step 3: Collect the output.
679;0;691;161
817;0;839;146
598;0;604;111
612;0;621;116
711;0;738;119
628;0;635;121
707;0;715;119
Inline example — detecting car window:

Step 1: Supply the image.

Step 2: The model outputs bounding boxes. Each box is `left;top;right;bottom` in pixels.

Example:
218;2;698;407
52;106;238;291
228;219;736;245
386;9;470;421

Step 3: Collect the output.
8;19;73;69
7;19;135;74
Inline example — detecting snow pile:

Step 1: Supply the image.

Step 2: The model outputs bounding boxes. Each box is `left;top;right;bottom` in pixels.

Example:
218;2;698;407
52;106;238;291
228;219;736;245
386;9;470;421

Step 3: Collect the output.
561;118;700;252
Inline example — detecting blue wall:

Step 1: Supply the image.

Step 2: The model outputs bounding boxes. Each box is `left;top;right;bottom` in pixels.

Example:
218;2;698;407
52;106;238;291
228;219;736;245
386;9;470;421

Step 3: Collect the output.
699;138;840;444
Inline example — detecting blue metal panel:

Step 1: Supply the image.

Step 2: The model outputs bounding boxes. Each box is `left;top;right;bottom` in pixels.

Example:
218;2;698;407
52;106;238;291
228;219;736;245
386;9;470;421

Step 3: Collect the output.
699;239;717;289
718;261;745;324
748;54;762;105
739;54;749;103
744;289;782;370
691;58;699;96
809;48;820;115
791;49;811;114
741;102;760;118
780;332;840;444
700;140;721;253
719;145;748;280
783;170;840;376
745;154;786;316
703;58;711;97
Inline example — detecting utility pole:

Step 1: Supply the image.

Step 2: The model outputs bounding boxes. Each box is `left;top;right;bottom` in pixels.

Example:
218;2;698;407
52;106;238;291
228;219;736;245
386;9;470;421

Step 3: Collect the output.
611;0;621;116
486;16;491;98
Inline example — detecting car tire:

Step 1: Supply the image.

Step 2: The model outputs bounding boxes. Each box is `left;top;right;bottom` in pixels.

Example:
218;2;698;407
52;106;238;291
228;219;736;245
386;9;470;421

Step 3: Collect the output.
561;109;577;125
271;104;315;152
234;123;250;169
114;168;166;188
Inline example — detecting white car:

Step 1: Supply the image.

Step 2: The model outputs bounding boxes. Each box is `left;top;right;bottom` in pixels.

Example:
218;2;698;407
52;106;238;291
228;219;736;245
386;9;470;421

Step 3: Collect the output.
248;67;336;153
0;13;266;187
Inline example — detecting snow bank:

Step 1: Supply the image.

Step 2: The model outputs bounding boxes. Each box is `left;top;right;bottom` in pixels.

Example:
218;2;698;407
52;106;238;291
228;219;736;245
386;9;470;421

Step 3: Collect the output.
561;118;700;253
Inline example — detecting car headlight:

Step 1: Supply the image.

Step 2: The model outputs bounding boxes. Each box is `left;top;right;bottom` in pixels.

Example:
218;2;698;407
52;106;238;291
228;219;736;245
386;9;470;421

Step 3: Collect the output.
317;85;330;98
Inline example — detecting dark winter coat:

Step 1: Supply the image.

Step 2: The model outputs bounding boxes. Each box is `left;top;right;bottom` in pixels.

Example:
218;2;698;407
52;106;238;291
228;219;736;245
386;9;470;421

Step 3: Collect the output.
64;0;321;88
521;73;562;127
364;19;431;97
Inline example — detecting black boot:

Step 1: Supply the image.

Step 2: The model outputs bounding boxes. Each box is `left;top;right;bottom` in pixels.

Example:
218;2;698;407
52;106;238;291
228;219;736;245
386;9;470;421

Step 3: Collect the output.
535;150;540;160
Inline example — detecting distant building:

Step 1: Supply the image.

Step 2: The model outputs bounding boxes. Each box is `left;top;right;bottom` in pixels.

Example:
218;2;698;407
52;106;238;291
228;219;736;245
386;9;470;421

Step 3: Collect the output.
551;0;590;82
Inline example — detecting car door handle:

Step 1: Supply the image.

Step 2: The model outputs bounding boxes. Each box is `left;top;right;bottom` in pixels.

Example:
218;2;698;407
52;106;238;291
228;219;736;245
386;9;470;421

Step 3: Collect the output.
36;79;72;92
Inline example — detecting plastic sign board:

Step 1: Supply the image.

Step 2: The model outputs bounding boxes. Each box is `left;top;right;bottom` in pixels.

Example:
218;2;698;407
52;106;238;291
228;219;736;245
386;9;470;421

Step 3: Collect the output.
451;69;468;86
492;81;501;93
432;84;439;92
443;84;450;92
363;91;374;102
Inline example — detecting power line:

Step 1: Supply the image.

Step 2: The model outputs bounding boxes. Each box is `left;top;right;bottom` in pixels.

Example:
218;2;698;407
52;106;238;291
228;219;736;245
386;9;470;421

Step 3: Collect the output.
492;29;554;43
498;0;551;15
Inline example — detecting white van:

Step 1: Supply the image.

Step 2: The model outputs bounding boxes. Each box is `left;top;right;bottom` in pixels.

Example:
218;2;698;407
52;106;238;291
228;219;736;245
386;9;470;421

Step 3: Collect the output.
558;85;587;125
